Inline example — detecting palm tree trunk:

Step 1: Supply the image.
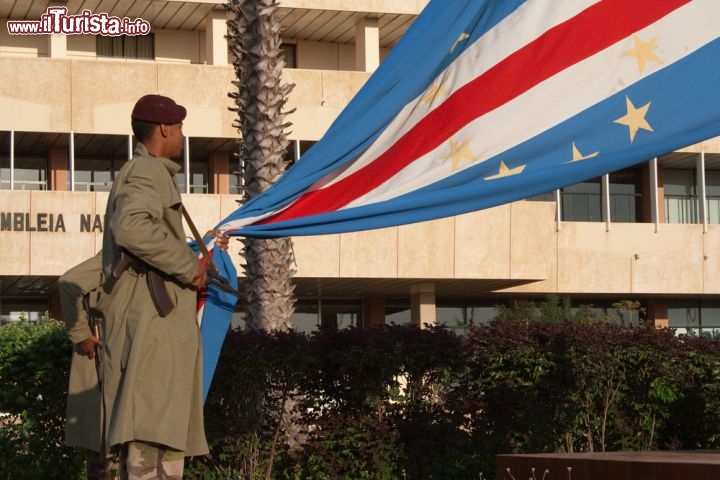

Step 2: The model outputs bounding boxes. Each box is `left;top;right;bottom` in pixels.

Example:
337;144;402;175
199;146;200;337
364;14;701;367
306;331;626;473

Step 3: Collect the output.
226;0;296;331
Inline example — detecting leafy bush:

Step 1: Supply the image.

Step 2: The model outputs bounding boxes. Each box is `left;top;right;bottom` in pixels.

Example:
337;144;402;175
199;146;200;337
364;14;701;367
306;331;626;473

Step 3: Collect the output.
189;322;720;479
3;315;720;479
0;318;84;479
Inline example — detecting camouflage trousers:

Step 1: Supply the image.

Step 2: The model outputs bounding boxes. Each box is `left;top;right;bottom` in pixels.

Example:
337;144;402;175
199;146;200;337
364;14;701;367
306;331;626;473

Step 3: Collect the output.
86;449;119;480
117;441;185;480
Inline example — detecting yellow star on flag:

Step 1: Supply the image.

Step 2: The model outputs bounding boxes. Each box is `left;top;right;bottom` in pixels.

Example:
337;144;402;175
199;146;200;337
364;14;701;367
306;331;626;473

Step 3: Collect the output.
484;161;526;181
614;96;653;142
420;81;450;105
445;137;475;170
451;33;470;53
570;142;599;162
622;34;661;74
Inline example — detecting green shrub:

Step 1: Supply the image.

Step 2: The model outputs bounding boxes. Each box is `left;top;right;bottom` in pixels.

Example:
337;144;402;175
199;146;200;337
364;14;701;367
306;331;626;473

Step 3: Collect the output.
3;315;720;479
0;318;84;479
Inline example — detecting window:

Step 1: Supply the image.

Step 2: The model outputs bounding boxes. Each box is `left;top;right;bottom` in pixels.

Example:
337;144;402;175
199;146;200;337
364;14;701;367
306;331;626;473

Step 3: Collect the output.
527;191;556;202
229;155;245;197
74;157;116;192
609;169;643;222
72;134;129;191
436;305;498;334
385;304;412;326
176;161;208;194
1;155;47;190
281;43;297;68
232;299;361;333
561;180;601;221
706;171;720;224
283;140;316;168
664;169;698;224
97;34;154;59
668;300;720;337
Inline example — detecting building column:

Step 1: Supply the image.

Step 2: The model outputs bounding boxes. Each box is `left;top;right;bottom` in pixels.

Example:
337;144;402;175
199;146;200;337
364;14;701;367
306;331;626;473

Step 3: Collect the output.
47;34;67;58
48;293;63;323
410;283;436;329
355;16;379;72
208;151;230;194
656;162;666;224
205;8;228;66
642;162;653;224
361;296;385;328
48;146;69;191
647;298;668;329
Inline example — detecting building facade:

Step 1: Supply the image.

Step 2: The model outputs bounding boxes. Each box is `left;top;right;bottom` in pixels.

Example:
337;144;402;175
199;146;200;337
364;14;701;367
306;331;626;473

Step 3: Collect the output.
2;0;720;335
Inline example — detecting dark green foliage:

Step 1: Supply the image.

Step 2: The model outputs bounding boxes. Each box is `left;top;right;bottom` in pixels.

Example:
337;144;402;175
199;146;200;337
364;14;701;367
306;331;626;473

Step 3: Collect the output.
189;322;720;479
0;318;84;479
3;316;720;479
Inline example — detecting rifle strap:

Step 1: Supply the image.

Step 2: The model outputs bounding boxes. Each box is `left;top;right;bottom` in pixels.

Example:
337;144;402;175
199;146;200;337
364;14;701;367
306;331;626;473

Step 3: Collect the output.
181;204;217;271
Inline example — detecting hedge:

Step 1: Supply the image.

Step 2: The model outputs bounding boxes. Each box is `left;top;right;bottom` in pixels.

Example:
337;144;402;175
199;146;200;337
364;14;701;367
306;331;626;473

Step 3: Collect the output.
2;317;720;479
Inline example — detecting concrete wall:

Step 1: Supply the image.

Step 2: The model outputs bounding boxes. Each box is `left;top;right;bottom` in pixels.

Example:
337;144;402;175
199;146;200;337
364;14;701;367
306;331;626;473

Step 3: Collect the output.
0;57;368;140
3;190;719;296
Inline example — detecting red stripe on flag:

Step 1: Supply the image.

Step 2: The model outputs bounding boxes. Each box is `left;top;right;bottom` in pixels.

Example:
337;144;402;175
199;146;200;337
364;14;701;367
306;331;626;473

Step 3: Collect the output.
261;0;689;225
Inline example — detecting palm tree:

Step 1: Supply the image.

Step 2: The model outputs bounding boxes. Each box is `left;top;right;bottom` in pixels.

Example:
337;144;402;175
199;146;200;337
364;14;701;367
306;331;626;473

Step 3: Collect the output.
226;0;296;331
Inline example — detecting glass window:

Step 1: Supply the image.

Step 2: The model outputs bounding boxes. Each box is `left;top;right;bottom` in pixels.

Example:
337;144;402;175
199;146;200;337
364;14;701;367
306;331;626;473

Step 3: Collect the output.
386;307;411;326
700;302;720;328
706;171;720;224
668;301;699;328
436;306;497;334
561;180;601;221
3;155;47;190
527;191;556;202
231;308;319;333
177;162;208;194
293;312;321;333
609;169;642;223
97;34;154;59
74;157;117;192
230;300;363;333
609;182;637;222
281;43;297;68
664;169;697;224
228;157;245;197
73;133;128;192
665;300;720;336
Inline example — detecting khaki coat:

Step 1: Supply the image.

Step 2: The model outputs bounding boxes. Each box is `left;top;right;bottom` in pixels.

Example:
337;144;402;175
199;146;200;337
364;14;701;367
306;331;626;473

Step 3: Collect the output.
59;252;103;452
98;143;208;456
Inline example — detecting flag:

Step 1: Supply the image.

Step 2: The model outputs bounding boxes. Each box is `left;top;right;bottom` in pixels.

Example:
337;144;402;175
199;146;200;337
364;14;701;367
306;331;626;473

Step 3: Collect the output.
194;245;239;402
216;0;720;238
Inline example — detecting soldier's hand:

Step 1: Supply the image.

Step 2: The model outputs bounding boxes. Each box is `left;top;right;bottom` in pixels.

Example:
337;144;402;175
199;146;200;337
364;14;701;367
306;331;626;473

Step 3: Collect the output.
204;229;229;252
192;260;208;290
78;335;101;359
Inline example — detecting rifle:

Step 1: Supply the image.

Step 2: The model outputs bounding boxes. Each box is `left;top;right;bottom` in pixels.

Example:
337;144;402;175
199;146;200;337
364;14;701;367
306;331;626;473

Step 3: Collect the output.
111;249;175;317
207;267;242;296
181;205;241;298
83;293;103;391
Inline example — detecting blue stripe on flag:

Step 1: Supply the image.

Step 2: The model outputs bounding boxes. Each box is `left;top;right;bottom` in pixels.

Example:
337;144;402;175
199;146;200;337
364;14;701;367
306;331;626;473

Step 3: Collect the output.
227;37;720;237
219;0;526;227
199;248;238;402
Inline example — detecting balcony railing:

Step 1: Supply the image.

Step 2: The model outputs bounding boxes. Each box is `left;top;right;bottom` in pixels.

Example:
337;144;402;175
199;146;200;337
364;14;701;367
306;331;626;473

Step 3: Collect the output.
0;179;47;190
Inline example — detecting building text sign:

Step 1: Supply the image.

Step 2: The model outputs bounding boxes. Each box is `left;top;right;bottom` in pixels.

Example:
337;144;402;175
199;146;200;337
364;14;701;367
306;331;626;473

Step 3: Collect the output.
0;212;103;232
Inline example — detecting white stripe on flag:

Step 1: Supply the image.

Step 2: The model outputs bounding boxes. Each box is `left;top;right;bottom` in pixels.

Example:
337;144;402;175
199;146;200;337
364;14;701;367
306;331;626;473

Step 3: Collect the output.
342;0;719;209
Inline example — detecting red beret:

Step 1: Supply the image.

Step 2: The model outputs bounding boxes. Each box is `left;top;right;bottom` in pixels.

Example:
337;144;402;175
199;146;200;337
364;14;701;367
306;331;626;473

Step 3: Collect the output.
131;94;186;124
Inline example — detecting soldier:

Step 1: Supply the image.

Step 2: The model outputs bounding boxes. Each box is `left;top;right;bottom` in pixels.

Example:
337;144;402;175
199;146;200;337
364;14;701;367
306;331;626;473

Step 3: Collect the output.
59;252;116;479
61;239;229;479
96;94;214;479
